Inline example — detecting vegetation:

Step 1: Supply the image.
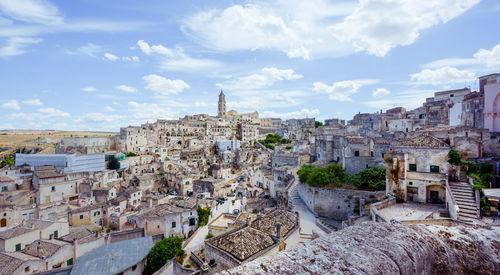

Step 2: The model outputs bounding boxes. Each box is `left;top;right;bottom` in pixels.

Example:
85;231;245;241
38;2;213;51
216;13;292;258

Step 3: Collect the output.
285;145;292;150
197;207;211;226
297;164;346;188
315;121;323;128
145;236;185;274
0;155;15;169
184;264;192;269
264;144;275;150
297;165;386;191
205;233;214;239
348;167;386;191
447;150;462;166
126;152;138;157
258;134;292;150
107;155;120;170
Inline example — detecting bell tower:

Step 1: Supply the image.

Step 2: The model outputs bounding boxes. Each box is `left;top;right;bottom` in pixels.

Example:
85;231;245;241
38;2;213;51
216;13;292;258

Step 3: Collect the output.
218;90;226;119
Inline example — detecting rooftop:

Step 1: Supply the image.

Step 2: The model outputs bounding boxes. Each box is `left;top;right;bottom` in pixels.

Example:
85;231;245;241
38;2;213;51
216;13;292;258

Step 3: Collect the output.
250;208;298;238
0;253;23;274
69;236;153;275
0;226;35;240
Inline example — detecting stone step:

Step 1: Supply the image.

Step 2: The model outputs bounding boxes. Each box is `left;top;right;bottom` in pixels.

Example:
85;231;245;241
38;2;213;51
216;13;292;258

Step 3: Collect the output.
450;184;472;189
459;209;478;216
452;193;474;199
457;205;478;212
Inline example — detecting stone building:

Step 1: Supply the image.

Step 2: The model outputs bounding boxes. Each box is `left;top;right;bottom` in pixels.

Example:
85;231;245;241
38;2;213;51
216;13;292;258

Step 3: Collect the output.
481;73;500;133
218;90;226;119
385;135;450;203
205;208;298;272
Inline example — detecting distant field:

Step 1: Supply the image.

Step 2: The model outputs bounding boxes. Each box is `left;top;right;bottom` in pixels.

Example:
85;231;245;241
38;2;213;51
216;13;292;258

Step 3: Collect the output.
0;130;117;156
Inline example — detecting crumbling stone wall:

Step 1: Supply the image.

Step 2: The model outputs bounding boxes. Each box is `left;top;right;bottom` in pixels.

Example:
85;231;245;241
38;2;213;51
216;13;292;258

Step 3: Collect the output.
219;222;500;275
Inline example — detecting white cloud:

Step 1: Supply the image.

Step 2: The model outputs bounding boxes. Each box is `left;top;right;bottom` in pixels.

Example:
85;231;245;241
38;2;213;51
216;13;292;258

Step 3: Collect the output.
104;52;119;61
226;90;310;112
410;66;475;85
22;99;43;106
136;40;220;72
218;67;302;90
81;86;97;92
261;108;319;119
473;43;500;69
104;106;114;112
127;101;177;121
363;89;435;109
143;74;190;95
2;99;20;110
194;101;209;107
313;80;362;101
122;55;139;62
422;43;500;70
329;0;479;57
0;0;63;25
183;0;476;59
116;85;137;93
11;107;70;121
77;43;101;58
182;1;356;59
37;107;70;119
0;36;42;56
372;88;390;98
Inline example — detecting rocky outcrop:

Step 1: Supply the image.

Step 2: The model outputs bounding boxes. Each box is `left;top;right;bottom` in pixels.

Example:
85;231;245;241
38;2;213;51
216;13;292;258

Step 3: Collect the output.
219;222;499;275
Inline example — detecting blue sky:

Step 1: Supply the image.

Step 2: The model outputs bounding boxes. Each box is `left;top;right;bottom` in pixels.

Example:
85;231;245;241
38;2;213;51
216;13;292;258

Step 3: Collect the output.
0;0;499;131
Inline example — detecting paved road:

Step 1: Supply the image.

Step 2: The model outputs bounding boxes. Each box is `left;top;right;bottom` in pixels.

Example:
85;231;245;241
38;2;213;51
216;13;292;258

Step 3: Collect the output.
288;182;326;240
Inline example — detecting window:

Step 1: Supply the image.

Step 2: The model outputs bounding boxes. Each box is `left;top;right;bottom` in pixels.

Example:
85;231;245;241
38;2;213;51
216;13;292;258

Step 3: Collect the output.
381;153;385;158
409;164;417;171
15;243;21;251
51;186;56;191
189;218;196;226
25;266;30;272
67;258;73;266
370;151;374;157
54;230;58;238
1;186;7;191
354;151;360;157
80;215;84;219
172;221;176;228
111;192;114;197
430;165;440;173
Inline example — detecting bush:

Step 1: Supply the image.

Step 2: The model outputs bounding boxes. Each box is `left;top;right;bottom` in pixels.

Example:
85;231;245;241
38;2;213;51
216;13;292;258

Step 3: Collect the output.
315;121;323;128
354;167;386;191
126;152;138;157
145;236;184;274
0;155;15;169
184;264;192;269
197;207;211;226
265;144;275;150
447;150;462;166
297;164;346;188
285;146;292;150
205;233;214;239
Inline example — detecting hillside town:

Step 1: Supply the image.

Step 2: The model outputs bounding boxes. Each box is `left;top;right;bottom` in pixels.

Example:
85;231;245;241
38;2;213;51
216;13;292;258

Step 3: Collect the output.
0;73;499;275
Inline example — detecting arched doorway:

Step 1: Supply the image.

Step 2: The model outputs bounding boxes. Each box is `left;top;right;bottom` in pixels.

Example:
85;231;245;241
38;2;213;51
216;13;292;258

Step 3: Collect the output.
0;218;6;227
493;93;500;132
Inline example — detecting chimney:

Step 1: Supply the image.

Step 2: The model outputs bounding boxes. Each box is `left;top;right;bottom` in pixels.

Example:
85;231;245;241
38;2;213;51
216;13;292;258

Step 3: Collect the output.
275;223;282;240
245;216;250;226
73;239;78;261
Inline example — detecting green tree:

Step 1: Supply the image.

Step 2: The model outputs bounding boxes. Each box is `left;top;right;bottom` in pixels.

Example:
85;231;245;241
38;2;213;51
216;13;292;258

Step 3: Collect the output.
448;150;462;180
145;236;184;274
0;155;15;169
107;155;120;170
197;207;211;226
358;167;386;190
315;121;323;128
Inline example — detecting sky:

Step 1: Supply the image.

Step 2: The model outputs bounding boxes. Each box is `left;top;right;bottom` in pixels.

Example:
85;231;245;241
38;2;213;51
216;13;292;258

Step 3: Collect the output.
0;0;499;132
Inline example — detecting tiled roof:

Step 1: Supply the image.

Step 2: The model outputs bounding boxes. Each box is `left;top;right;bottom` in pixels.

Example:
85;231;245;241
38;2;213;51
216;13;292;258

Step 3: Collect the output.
22;219;53;230
59;229;99;244
70;203;105;214
0;253;23;274
23;240;63;258
207;227;275;261
0;227;35;240
393;134;450;148
250;209;297;238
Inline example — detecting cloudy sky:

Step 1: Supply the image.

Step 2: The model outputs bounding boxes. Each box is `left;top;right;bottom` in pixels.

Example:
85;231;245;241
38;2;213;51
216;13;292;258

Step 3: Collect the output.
0;0;499;131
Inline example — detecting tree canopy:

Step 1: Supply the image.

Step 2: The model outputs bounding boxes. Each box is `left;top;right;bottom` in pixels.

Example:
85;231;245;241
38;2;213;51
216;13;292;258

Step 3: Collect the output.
197;207;211;226
145;236;184;274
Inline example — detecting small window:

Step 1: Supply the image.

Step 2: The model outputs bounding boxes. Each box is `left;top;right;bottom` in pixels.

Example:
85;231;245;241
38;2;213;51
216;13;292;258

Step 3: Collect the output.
51;186;55;191
66;258;73;266
15;243;21;251
354;151;360;157
1;186;7;191
370;151;374;157
430;165;440;173
409;164;417;171
54;230;58;238
172;221;176;228
25;266;30;272
80;215;84;219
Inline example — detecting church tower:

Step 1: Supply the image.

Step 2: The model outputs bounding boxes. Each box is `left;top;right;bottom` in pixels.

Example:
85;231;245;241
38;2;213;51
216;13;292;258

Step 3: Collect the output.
218;90;226;119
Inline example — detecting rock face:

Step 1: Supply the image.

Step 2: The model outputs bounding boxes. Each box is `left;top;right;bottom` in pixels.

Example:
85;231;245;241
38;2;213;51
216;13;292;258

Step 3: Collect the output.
219;222;500;275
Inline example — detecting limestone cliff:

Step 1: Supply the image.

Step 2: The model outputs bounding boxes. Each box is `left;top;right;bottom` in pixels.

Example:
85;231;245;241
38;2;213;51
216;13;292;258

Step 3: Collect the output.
219;222;499;275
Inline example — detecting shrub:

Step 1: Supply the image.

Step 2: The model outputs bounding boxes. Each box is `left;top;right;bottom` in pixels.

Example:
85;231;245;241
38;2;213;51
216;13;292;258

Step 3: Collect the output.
126;152;138;157
447;150;462;166
197;207;211;226
297;164;346;188
145;237;184;274
184;264;192;269
265;144;275;150
205;233;214;239
285;146;292;150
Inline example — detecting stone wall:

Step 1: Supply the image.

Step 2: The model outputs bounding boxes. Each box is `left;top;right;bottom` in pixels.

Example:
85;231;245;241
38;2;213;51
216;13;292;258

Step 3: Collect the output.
298;182;385;220
220;222;500;275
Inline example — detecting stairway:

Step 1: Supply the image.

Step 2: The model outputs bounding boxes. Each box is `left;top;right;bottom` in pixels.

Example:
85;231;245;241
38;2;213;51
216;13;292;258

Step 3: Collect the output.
449;182;479;221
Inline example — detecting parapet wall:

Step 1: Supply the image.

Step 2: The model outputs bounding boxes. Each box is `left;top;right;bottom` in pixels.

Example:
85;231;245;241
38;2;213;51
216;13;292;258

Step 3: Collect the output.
298;182;385;220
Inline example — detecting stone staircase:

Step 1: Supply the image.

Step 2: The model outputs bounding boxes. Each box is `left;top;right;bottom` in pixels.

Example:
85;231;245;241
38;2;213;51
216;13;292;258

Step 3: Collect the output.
449;182;479;221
